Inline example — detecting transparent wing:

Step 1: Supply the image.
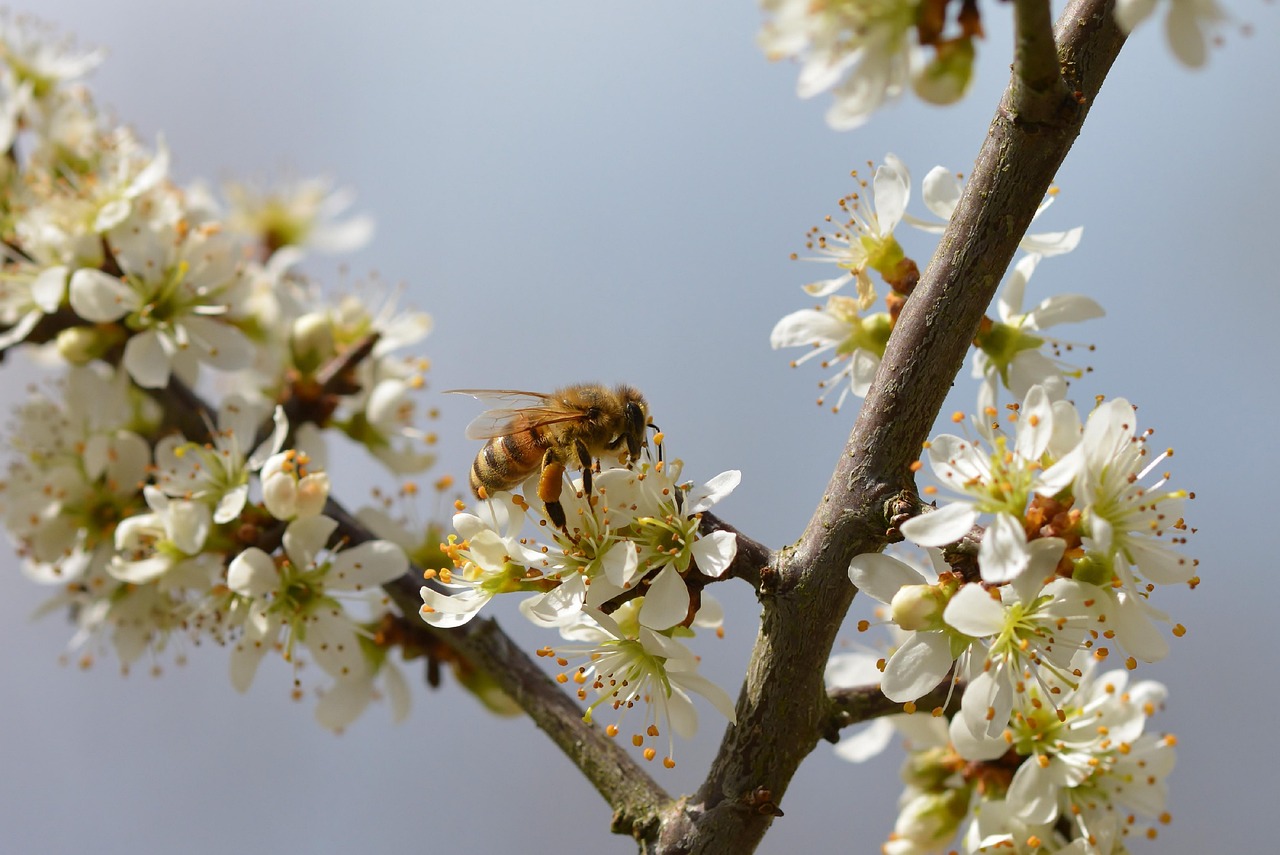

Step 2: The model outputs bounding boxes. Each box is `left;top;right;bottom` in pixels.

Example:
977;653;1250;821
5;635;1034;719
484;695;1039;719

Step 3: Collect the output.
446;389;587;440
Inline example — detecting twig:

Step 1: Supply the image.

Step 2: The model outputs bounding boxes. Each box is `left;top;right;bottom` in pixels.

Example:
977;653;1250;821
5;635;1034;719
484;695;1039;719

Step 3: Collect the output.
823;679;964;744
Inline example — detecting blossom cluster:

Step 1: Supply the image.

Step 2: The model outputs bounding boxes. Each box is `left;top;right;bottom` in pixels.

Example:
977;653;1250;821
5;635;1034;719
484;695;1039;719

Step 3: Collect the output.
757;0;982;130
421;457;741;765
758;0;1226;132
0;17;435;730
771;153;1094;412
834;383;1193;849
830;649;1177;853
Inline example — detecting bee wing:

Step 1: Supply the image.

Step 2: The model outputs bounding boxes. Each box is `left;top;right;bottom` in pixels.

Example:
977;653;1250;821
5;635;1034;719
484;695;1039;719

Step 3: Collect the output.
446;389;588;441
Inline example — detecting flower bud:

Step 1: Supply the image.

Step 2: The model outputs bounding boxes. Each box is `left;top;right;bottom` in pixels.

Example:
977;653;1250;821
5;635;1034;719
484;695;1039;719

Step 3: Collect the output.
890;584;944;631
290;311;336;373
900;746;960;792
56;324;123;364
913;38;976;106
892;786;969;850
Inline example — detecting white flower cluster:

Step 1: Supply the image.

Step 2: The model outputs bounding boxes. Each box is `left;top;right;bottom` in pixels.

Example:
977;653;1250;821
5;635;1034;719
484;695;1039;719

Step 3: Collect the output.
830;650;1177;854
422;458;740;765
836;381;1192;850
759;0;1227;131
0;18;434;730
758;0;983;131
771;153;1095;412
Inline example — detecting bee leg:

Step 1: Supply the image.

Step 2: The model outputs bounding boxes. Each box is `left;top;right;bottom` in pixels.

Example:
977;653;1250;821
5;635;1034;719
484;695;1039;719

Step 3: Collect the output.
573;439;594;496
538;452;568;529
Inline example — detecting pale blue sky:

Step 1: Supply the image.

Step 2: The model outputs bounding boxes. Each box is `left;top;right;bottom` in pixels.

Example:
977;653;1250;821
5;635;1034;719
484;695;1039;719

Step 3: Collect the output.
2;2;1276;853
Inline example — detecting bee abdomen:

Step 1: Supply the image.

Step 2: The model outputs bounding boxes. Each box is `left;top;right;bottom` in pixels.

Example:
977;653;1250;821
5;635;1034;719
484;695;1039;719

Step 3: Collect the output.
470;432;543;496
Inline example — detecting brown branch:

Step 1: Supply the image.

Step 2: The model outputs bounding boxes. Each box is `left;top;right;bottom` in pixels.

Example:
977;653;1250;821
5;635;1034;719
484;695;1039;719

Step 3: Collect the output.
823;679;964;744
323;501;670;837
653;1;1128;851
1010;0;1073;122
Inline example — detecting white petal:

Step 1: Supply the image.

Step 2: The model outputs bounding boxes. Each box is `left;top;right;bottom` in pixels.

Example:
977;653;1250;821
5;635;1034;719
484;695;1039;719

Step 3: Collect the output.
943;584;1005;637
31;265;68;312
949;708;1009;761
801;273;854;298
283;515;339;568
1114;0;1158;32
997;254;1039;320
770;308;846;348
315;676;373;732
329;540;408;589
873;155;910;233
1025;293;1104;329
520;575;586;627
921;165;962;222
601;540;639;588
639;566;691;631
1111;591;1170;662
227;548;278;598
183;316;253;371
68;268;136;322
1014;384;1054;461
958;669;1013;741
1166;4;1208;67
671;670;737;725
165;500;211;555
230;609;278;692
848;552;927;604
383;661;411;723
880;632;953;702
306;606;369;680
691;530;737;578
899;502;978;547
849;349;881;397
1007;758;1060;825
122;331;173;388
1021;226;1083;257
420;585;490;627
825;651;886;689
687;470;740;513
1128;538;1194;585
977;513;1030;584
833;719;896;763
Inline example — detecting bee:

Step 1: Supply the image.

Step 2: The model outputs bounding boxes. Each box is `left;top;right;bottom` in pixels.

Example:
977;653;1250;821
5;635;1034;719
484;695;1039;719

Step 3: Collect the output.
449;384;653;529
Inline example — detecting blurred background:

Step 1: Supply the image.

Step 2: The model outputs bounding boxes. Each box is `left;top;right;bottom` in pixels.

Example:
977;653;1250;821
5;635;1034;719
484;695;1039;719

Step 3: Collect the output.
1;1;1275;852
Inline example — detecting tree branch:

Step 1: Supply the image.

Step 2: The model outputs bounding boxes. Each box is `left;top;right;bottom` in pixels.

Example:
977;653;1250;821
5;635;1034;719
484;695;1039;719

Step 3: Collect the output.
822;679;964;745
654;1;1127;851
1010;0;1073;122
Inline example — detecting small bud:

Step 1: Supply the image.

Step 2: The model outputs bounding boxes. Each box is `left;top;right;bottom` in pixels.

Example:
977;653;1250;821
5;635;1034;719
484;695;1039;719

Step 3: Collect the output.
56;325;123;364
290;311;336;373
913;38;976;106
890;584;944;632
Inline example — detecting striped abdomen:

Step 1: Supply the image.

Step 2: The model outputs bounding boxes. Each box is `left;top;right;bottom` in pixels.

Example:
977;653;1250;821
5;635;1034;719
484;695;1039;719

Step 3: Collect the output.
469;427;549;497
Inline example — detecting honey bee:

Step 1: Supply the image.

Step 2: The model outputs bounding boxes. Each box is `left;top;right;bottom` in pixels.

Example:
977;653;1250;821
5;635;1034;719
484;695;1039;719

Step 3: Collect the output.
449;384;653;529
